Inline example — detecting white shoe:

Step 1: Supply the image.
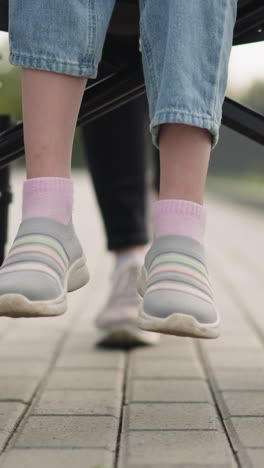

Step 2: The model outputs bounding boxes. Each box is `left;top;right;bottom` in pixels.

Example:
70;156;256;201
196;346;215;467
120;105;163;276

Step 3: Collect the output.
95;257;160;346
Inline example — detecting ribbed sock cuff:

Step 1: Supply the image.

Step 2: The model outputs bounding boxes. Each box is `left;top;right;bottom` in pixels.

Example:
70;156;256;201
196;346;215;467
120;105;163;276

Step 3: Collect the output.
153;199;206;242
22;177;73;224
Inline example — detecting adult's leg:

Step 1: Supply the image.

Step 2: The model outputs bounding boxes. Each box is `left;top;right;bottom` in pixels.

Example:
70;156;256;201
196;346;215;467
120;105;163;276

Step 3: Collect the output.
81;92;160;345
79;18;160;345
81;95;150;252
137;0;237;338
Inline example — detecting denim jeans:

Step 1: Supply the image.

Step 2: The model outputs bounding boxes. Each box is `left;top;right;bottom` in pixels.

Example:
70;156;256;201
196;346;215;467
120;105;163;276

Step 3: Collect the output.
9;0;237;147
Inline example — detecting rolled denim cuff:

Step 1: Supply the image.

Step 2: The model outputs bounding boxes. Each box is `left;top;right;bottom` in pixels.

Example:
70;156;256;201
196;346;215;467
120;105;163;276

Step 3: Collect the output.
9;53;97;78
150;110;219;149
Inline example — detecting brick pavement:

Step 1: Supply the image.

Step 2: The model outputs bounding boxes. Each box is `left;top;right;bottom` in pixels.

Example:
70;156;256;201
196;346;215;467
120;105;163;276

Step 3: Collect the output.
0;171;264;467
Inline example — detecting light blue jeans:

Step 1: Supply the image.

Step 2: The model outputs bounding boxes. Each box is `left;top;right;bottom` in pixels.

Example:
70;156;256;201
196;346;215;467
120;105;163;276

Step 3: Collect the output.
9;0;237;147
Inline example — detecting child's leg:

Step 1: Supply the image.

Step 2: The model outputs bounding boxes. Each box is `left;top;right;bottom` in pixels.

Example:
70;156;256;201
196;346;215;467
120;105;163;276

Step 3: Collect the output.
23;69;86;179
0;0;115;317
159;124;211;204
137;0;238;338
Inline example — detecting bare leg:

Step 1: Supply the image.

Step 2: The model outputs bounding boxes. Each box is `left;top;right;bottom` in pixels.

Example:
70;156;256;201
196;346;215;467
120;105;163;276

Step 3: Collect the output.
159;123;211;204
22;69;87;179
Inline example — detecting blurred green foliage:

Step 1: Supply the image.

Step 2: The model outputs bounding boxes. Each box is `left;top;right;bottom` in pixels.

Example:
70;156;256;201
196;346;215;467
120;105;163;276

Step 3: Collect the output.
241;80;264;116
227;78;264;116
0;36;22;119
0;66;22;119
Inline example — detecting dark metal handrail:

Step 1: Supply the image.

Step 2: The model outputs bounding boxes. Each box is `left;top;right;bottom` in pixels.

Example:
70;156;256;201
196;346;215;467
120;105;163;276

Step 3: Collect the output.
223;98;264;145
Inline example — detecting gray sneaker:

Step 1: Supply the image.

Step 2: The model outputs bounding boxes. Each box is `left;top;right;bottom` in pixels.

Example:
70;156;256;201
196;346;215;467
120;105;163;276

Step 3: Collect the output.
0;217;89;318
95;258;160;346
137;235;220;339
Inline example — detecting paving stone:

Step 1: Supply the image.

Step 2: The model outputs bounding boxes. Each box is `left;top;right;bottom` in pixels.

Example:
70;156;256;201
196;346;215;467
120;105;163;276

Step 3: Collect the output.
207;350;264;370
56;351;125;369
46;369;123;390
232;417;264;448
0;343;56;360
0;360;50;378
247;449;264;468
123;403;219;431
33;389;122;417
129;358;204;380
127;379;212;403
202;333;262;351
61;334;98;353
222;391;264;416
0;377;39;403
10;316;69;331
15;416;119;450
160;335;190;343
213;370;264;391
126;465;231;468
4;326;63;344
0;403;26;450
0;448;114;468
131;339;195;359
0;318;11;336
118;431;235;466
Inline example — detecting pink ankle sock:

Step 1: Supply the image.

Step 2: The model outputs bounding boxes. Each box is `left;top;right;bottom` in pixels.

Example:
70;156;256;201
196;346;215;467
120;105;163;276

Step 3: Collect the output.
22;177;73;225
153;199;206;243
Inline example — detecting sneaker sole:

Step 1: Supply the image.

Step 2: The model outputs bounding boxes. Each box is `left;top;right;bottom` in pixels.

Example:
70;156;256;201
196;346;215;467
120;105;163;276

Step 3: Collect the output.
0;256;89;318
138;305;220;339
96;324;160;347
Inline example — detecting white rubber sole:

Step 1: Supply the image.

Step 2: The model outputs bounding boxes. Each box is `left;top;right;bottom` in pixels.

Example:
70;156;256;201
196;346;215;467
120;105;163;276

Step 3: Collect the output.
96;323;160;347
137;266;220;339
138;307;220;339
0;256;89;318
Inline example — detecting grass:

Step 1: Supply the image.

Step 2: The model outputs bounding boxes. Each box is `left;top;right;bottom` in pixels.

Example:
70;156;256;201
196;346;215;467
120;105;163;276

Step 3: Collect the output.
206;172;264;209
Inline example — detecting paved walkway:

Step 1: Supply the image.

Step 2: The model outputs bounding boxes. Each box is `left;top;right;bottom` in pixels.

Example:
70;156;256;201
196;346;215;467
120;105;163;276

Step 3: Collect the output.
0;170;264;468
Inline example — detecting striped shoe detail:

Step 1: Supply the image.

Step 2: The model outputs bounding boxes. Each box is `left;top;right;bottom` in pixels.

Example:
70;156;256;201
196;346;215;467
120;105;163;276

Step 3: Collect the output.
11;234;69;267
146;252;213;303
149;253;208;277
0;234;69;286
146;280;214;304
148;264;210;288
0;262;62;285
6;245;66;271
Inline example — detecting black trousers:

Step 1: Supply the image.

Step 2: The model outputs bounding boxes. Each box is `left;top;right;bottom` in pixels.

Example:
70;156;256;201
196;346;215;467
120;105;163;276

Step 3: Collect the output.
81;94;159;251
